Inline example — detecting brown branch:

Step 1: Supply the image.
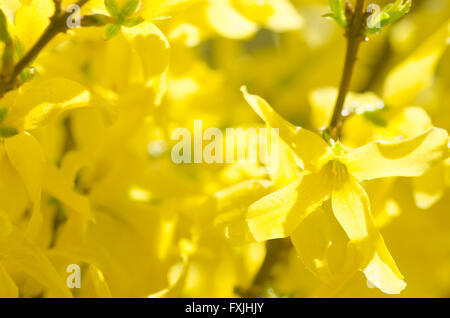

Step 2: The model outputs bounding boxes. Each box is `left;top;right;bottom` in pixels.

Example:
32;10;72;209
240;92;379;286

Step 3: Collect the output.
327;0;368;140
0;0;90;97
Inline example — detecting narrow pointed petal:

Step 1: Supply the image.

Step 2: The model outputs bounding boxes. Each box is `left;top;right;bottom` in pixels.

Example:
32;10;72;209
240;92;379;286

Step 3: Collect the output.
290;207;358;287
363;245;407;294
331;167;406;294
4;77;90;131
346;128;449;181
43;164;94;222
122;22;170;81
5;133;45;237
241;86;329;170
0;263;18;298
383;20;450;107
0;229;72;298
247;172;330;241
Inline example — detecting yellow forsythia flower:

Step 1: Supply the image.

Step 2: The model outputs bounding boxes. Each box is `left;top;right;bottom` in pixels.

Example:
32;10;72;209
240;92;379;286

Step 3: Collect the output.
242;87;448;294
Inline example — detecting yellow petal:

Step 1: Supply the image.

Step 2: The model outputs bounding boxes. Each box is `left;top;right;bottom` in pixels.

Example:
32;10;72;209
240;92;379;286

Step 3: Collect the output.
60;151;91;187
263;0;303;32
331;166;406;294
332;164;369;241
5;132;45;237
241;86;329;171
0;229;72;297
233;0;303;32
346;128;449;181
148;255;189;298
122;22;170;81
43;164;94;221
14;0;54;49
214;179;273;245
269;139;300;186
5;77;90;131
0;147;29;223
24;90;91;131
5;132;44;202
247;172;330;241
290;207;358;287
0;262;18;298
89;264;112;298
231;0;274;24
383;20;450;107
362;251;407;295
386;107;432;138
141;0;200;19
206;0;257;39
0;209;13;239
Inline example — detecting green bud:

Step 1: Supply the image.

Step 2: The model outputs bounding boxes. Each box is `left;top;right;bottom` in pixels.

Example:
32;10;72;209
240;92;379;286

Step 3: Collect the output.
122;17;143;28
120;0;141;18
104;22;121;40
366;0;412;34
105;0;120;17
0;9;10;43
324;0;347;28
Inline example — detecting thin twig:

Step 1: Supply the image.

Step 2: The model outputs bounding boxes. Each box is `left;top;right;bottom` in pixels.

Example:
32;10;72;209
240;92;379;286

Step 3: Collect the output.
327;0;368;139
0;0;90;97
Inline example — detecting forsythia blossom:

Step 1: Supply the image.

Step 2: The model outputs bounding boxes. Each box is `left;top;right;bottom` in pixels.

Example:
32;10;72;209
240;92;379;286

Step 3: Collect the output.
0;0;449;298
242;87;448;294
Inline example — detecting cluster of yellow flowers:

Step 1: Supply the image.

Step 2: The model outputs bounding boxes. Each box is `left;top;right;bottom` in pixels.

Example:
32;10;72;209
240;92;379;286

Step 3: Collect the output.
0;0;449;298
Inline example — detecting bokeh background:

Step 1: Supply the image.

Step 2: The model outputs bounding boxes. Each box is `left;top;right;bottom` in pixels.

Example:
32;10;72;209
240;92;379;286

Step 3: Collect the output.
0;0;449;298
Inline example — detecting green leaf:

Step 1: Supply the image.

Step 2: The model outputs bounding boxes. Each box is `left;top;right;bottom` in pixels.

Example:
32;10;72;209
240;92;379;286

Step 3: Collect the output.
0;126;18;138
384;0;412;23
105;0;120;17
122;17;143;27
325;0;347;28
367;0;412;34
104;23;121;39
120;0;141;17
367;11;391;34
0;9;10;43
0;107;8;124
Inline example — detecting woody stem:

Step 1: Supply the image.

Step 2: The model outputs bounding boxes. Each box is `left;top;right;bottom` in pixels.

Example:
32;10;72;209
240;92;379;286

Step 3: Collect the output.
327;0;367;140
0;0;90;98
